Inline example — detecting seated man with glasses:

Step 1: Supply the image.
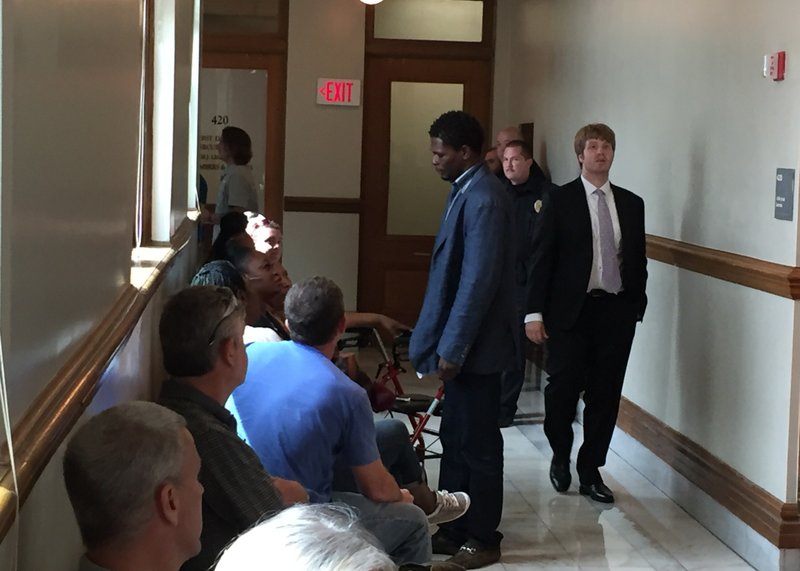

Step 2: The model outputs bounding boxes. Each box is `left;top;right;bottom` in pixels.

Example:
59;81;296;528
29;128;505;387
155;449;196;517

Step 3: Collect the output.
158;286;308;571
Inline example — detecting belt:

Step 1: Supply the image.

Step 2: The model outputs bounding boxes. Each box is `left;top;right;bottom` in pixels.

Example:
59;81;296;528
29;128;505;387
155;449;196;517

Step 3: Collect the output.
587;289;615;298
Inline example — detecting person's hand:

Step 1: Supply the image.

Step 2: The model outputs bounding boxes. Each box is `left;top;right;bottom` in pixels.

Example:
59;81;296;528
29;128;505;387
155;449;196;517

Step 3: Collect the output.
525;321;549;345
376;314;410;343
271;477;309;505
399;488;414;503
437;357;461;382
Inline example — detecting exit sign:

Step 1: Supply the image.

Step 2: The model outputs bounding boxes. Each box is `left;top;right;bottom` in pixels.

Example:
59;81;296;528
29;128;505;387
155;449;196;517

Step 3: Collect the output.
316;78;361;107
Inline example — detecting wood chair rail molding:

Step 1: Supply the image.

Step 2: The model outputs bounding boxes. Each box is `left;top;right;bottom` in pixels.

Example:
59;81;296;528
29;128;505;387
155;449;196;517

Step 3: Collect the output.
617;398;800;548
284;196;361;214
646;234;800;299
0;217;196;541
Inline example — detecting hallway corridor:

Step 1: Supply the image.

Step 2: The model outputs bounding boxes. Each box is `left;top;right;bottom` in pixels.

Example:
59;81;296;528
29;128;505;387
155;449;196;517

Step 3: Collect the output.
375;355;754;570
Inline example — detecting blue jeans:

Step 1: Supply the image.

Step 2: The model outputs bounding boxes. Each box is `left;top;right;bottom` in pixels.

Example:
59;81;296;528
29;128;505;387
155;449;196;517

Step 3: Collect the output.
333;419;423;491
331;491;432;564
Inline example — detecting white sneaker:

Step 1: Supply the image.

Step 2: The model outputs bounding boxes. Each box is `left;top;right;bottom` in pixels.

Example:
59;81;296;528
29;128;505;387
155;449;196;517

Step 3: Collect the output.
427;490;471;525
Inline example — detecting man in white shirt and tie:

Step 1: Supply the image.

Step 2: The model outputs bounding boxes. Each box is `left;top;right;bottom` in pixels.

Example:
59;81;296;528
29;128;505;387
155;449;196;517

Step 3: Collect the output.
525;123;648;503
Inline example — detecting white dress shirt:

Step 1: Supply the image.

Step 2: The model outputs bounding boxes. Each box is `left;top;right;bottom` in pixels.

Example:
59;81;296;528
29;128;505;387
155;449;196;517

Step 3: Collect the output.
582;176;622;293
524;176;623;324
444;163;481;220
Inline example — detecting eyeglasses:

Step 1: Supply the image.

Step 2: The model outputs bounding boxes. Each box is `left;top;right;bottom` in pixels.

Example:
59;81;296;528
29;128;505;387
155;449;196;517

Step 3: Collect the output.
207;294;239;346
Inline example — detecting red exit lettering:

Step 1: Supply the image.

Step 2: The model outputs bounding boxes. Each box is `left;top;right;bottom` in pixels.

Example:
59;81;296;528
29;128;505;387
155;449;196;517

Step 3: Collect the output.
319;81;353;103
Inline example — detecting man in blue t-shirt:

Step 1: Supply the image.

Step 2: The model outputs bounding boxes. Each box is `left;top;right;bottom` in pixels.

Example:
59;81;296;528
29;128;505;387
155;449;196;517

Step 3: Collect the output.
229;277;432;565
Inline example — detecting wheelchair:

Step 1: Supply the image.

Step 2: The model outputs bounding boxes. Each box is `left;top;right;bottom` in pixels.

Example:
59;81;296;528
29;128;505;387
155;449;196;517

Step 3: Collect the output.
337;328;443;462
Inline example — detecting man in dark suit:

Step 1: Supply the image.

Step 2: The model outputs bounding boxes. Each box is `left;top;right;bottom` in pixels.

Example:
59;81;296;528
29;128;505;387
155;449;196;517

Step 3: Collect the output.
526;123;647;504
410;110;518;569
498;139;555;427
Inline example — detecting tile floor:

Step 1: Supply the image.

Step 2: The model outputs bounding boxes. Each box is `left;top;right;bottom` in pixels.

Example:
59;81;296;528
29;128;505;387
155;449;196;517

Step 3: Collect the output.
357;348;754;571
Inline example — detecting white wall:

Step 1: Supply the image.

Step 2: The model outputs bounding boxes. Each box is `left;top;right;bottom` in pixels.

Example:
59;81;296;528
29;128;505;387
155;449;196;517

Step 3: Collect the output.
0;0;201;567
0;242;198;571
1;0;142;423
171;0;199;235
282;0;365;304
283;212;359;310
494;0;800;500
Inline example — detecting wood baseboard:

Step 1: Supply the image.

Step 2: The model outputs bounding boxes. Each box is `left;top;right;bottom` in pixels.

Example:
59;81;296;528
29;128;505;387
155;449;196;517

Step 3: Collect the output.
617;397;800;548
646;234;800;299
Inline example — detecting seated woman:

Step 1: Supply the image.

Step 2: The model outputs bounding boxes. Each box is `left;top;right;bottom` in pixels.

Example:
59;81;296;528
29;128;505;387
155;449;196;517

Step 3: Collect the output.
225;238;289;342
190;260;269;345
246;212;283;264
243;214;410;343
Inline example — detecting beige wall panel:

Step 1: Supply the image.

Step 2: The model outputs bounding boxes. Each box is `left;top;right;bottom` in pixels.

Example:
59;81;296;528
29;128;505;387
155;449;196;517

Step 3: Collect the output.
282;212;359;310
0;241;199;570
626;262;796;499
2;0;142;422
284;0;365;199
495;0;800;265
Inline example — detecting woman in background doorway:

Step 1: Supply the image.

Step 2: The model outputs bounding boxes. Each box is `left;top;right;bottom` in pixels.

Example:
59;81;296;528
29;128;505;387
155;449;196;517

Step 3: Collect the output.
208;126;259;238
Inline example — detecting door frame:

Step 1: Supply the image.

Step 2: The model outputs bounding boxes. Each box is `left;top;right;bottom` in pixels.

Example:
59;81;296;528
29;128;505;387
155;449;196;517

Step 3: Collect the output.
357;57;493;321
357;2;496;320
201;53;287;223
201;0;289;223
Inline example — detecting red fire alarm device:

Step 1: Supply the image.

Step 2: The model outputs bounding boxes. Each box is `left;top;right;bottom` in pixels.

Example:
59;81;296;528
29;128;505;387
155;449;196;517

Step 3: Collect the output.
768;51;786;81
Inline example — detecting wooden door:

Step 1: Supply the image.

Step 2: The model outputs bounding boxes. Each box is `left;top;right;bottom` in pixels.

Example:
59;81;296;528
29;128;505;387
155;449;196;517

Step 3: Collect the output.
358;57;492;326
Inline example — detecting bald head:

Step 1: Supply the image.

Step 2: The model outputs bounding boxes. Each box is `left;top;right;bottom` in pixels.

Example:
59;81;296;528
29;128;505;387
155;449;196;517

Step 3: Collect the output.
496;126;523;156
495;126;524;157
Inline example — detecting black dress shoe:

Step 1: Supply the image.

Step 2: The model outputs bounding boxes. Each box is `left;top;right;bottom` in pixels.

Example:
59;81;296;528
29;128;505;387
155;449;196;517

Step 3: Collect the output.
579;481;615;503
447;541;501;569
431;530;463;556
549;460;571;492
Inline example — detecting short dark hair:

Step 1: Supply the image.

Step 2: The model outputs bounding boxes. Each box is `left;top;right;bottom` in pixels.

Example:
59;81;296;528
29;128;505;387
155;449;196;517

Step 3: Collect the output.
225;236;258;275
504;139;532;159
211;212;250;260
284;277;344;346
219;211;248;235
428;110;484;154
221;126;253;165
191;260;247;300
159;286;244;376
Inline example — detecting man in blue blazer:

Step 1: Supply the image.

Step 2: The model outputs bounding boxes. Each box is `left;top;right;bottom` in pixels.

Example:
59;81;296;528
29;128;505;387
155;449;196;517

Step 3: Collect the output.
410;110;518;569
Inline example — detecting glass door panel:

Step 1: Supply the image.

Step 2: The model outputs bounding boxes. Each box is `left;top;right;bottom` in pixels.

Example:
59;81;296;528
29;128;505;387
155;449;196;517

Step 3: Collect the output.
198;68;267;213
386;82;464;236
374;0;484;42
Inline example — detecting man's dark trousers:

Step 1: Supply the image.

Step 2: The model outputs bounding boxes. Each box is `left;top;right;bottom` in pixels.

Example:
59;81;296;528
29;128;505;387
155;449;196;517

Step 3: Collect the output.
499;312;526;423
544;293;637;485
438;371;503;547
